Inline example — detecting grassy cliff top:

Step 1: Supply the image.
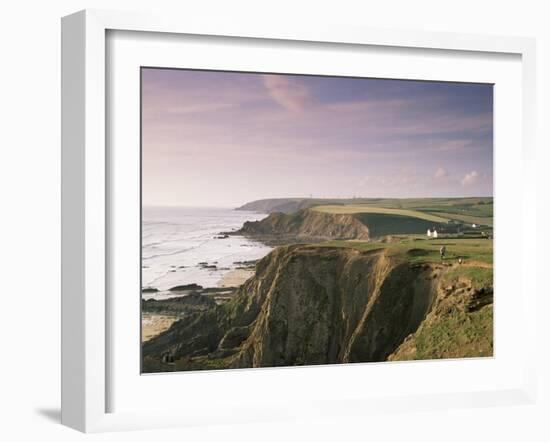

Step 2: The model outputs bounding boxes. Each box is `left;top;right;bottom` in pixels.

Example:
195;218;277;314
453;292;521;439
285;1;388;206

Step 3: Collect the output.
239;197;493;226
312;198;493;226
143;238;494;372
312;204;449;222
319;237;493;266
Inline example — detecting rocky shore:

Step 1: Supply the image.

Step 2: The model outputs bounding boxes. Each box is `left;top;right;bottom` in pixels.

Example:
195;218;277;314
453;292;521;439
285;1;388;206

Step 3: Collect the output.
142;243;493;372
141;289;232;342
141;258;261;341
142;314;179;342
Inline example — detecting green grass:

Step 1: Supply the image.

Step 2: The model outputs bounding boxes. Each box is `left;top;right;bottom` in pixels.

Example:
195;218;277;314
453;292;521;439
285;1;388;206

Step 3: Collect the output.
358;197;493;215
427;212;493;227
411;305;493;360
355;213;442;237
318;237;493;266
242;196;493;214
311;197;493;228
442;266;493;290
312;204;449;223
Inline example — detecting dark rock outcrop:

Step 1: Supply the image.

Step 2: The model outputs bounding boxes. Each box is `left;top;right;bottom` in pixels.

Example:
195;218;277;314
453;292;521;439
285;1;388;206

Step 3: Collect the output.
169;283;203;292
142;292;216;314
142;287;159;293
142;245;442;372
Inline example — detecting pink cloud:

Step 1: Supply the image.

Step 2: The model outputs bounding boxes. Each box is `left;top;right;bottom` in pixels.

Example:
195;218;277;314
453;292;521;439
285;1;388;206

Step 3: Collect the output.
262;75;314;112
461;170;479;186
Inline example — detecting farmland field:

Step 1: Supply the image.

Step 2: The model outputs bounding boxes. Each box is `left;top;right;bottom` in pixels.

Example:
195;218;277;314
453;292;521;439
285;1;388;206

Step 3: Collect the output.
426;212;493;226
312;204;449;222
311;197;493;228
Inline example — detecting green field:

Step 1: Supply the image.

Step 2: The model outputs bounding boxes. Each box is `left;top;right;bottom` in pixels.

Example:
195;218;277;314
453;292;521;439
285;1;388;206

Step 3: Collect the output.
427;212;493;226
329;197;493;214
319;236;493;267
359;213;442;237
312;204;449;222
311;197;493;231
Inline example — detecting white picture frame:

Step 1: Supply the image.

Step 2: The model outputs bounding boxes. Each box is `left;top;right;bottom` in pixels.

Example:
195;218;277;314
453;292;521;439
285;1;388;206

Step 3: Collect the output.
61;9;537;433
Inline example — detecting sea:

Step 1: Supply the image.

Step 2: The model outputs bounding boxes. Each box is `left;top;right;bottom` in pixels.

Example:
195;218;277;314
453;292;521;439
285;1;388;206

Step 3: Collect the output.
142;206;272;299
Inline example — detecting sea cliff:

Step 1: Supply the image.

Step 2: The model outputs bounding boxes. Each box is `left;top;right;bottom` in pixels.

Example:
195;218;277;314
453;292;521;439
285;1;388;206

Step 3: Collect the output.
235;209;370;241
142;243;492;372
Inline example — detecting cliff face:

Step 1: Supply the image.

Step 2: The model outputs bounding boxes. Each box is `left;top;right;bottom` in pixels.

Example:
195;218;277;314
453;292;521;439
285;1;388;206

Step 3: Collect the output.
230;247;435;368
142;245;478;372
236;209;370;241
388;272;493;361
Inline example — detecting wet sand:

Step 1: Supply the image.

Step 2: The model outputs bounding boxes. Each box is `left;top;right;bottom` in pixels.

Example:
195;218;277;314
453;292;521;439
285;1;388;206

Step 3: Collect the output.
218;268;255;287
142;314;179;342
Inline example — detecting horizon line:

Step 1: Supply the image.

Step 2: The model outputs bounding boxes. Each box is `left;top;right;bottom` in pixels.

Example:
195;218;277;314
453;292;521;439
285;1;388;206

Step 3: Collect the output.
143;195;494;209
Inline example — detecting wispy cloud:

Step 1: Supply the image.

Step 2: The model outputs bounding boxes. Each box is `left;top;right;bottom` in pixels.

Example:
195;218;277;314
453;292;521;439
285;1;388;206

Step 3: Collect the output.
262;75;314;112
142;68;493;206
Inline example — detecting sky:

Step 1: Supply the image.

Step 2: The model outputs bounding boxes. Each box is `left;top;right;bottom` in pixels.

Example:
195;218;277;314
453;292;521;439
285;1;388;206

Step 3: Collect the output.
142;68;493;207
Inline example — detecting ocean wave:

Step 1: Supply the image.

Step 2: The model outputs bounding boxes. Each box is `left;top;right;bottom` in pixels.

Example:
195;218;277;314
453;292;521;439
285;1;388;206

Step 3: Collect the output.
141;207;272;291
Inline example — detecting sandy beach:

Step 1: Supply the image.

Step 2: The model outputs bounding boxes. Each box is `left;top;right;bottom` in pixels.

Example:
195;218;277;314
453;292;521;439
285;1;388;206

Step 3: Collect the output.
141;268;256;341
142;314;179;342
218;268;255;287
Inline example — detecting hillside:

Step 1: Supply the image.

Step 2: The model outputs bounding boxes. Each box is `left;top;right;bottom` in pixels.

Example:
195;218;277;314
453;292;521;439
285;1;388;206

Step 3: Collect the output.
236;197;428;214
235;209;371;241
236;198;322;214
234;207;450;241
236;198;391;214
142;240;493;372
312;204;449;222
236;197;493;226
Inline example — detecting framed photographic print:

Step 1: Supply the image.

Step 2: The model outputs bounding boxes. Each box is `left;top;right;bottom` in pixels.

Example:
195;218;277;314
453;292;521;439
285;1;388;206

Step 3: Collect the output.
139;68;495;373
61;9;537;432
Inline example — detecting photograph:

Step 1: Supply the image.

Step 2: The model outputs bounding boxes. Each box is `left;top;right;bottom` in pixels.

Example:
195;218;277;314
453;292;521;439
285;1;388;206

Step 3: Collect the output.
140;67;494;373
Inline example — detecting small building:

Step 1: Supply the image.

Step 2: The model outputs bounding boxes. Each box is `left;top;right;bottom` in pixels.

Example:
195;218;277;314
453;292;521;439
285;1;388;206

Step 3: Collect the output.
433;229;438;238
472;223;477;228
427;229;432;237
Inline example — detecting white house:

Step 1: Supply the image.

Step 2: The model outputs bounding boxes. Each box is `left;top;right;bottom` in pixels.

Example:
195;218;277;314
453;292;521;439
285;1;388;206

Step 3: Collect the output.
433;230;438;238
472;223;477;228
427;229;432;237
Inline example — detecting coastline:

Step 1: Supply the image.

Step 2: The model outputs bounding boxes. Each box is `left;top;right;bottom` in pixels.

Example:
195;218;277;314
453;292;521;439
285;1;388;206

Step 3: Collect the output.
140;207;273;342
141;267;257;342
142;206;271;292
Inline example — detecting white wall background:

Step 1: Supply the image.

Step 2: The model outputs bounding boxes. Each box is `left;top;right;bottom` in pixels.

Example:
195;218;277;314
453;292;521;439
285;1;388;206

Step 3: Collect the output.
0;1;548;440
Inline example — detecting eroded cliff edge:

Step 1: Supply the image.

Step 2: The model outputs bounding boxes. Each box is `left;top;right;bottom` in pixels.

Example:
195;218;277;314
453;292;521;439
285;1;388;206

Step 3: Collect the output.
142;244;492;372
234;209;370;241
